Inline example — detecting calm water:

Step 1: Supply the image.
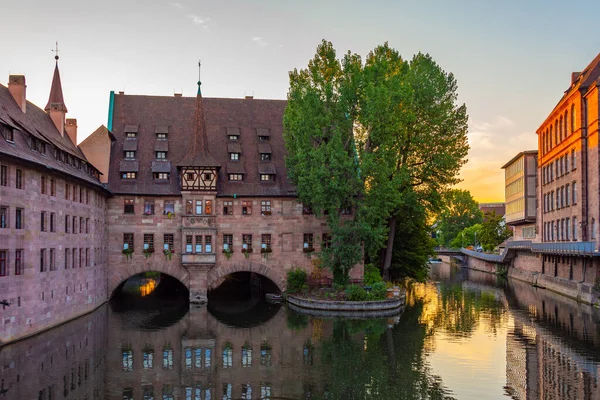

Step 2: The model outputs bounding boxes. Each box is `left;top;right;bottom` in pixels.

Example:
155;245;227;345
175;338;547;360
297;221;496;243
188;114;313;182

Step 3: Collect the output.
2;263;600;399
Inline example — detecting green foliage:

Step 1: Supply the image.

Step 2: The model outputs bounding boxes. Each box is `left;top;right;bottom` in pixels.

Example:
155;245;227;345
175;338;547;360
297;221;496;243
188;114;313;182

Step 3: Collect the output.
345;285;368;301
369;282;387;300
363;264;383;285
450;223;482;248
479;211;512;250
286;268;308;294
437;189;483;246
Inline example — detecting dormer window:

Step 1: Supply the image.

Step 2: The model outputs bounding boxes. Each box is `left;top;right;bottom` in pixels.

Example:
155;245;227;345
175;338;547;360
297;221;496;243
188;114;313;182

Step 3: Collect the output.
155;125;168;139
230;153;240;161
39;141;46;155
258;136;269;142
256;128;270;142
125;151;135;159
157;132;167;139
153;172;169;180
0;125;14;142
229;174;243;181
260;153;271;161
122;172;137;179
260;174;274;181
156;151;167;159
126;132;137;138
229;135;239;141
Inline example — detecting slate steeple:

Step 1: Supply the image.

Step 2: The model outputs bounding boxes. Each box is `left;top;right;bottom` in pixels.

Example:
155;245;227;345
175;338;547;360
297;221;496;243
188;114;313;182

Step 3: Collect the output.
45;48;69;137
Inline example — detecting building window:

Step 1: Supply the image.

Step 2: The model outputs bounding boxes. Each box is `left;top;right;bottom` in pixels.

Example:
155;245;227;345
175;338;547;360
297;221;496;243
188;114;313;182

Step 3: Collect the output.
572;149;576;170
258;135;269;142
49;249;55;271
572;182;577;204
260;174;273;181
205;236;212;253
144;200;155;215
186;199;193;214
261;234;272;251
205;200;212;215
341;206;352;215
230;152;239;161
0;165;6;186
573;217;578;240
15;208;23;229
40;249;46;272
571;104;576;133
322;233;331;249
223;201;233;215
260;153;271;161
65;183;70;200
242;346;252;368
195;200;202;215
126;131;137;138
223;234;233;251
164;201;175;215
0;207;7;228
156;151;167;159
304;234;314;251
143;234;154;251
80;187;84;203
261;200;271;216
164;234;174;251
186;236;193;253
65;248;69;269
79;248;83;268
80;217;84;234
228;174;243;181
565;218;570;240
73;248;77;268
65;214;70;233
85;218;89;234
0;250;6;277
50;212;55;232
242;234;252;251
124;199;135;214
242;201;252;215
153;172;169;180
121;172;137;179
50;178;56;196
41;176;46;194
73;184;77;201
41;211;46;232
15;249;22;275
16;169;22;189
143;349;154;370
125;151;135;159
565;184;570;206
228;134;239;141
195;236;202;253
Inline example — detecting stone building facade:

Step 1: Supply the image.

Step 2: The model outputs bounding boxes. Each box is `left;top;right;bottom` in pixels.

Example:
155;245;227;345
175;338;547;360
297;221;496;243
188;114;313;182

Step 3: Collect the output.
0;61;109;344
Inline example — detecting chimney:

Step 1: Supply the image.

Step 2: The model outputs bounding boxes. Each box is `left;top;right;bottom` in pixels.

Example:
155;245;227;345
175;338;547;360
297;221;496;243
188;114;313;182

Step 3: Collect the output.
571;72;581;84
245;95;253;100
65;118;77;145
8;75;27;113
174;93;182;97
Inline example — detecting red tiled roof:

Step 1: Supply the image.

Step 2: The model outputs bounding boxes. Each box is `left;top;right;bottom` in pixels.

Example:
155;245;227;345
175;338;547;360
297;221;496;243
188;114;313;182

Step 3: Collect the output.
108;94;296;196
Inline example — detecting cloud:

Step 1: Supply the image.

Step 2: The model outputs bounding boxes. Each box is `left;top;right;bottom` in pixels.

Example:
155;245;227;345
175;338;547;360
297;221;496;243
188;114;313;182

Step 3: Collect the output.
169;2;184;9
252;37;268;46
188;14;210;26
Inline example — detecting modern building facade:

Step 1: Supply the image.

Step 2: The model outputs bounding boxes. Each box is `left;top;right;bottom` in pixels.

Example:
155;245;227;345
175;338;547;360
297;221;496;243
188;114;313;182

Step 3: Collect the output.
0;60;109;344
502;151;537;240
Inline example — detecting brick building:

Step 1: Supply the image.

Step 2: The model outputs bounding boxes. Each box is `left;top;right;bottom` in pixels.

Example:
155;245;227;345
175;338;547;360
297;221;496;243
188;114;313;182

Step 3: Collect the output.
0;58;109;344
100;81;362;303
502;151;537;240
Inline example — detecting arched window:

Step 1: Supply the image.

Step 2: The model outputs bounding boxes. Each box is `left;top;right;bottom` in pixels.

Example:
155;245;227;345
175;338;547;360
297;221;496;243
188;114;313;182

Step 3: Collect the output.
571;104;576;133
559;116;563;141
564;111;568;136
550;126;553;148
555;121;559;143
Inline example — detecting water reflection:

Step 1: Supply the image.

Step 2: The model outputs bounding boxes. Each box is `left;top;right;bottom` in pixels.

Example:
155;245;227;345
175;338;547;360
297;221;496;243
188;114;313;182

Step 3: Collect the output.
1;263;599;399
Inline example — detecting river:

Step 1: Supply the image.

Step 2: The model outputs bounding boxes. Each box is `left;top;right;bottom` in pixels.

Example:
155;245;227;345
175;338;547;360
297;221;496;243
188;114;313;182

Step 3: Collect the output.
1;263;599;399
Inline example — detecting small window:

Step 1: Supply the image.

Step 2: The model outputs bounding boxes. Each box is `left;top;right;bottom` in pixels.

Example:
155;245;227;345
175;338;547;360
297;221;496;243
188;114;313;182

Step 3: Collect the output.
50;212;55;232
322;233;331;249
261;234;272;251
126;132;137;138
157;132;167;139
143;234;154;251
230;153;240;161
125;151;135;159
341;206;352;215
15;208;23;229
228;174;243;181
303;234;314;251
258;135;269;142
0;250;7;277
39;142;46;155
164;201;175;215
0;207;7;228
205;200;212;215
0;165;6;186
223;234;233;250
16;169;23;189
50;179;56;196
163;234;174;251
41;176;46;194
15;249;22;275
228;135;239;141
186;200;193;214
261;201;271;216
195;200;202;215
40;248;46;272
242;234;253;251
204;173;212;181
122;172;137;179
124;199;135;214
41;211;46;232
260;174;273;181
195;235;202;253
186;236;193;253
205;236;212;253
242;201;252;215
144;200;155;215
223;201;233;215
65;183;70;200
260;153;271;161
186;172;195;181
156;151;167;159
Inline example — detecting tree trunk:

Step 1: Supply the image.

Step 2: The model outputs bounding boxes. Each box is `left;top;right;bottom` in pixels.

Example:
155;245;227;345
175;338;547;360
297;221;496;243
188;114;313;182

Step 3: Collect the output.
382;216;397;281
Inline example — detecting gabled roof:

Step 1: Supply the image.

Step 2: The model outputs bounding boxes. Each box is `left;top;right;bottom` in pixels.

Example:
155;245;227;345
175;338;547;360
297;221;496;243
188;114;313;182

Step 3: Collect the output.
107;92;294;196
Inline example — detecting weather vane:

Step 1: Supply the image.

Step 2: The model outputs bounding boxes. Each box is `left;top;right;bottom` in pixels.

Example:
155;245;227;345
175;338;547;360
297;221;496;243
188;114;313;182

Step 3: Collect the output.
198;60;201;82
52;41;59;61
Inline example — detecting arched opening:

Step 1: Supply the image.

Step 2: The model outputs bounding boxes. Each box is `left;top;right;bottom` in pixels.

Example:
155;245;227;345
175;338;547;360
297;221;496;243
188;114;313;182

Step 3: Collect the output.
207;272;282;327
110;272;189;327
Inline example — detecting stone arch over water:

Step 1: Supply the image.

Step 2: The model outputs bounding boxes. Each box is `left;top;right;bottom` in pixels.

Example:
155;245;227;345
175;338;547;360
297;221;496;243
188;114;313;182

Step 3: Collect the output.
108;263;190;298
207;262;286;293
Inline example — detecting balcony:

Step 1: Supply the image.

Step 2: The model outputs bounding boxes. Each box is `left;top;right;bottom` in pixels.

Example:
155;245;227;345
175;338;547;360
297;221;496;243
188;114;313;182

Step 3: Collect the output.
182;253;216;265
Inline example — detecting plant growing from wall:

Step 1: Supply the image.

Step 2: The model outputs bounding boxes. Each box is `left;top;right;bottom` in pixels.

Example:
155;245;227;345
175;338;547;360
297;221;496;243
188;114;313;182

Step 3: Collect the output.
242;248;252;259
122;248;133;260
163;248;173;261
143;248;154;259
223;247;233;260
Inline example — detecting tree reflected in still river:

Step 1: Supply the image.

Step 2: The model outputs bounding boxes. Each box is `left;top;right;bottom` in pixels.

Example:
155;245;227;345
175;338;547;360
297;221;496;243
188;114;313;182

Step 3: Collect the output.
1;263;599;399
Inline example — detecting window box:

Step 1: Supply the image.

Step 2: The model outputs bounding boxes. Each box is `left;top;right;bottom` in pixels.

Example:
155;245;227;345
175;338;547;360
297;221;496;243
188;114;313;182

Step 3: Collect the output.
262;210;272;216
261;246;272;261
241;247;253;259
163;248;174;261
143;248;155;259
122;248;134;260
222;245;234;260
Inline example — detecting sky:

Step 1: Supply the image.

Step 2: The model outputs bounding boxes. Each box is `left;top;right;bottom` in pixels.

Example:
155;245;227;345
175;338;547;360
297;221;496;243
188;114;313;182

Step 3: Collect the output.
2;0;600;202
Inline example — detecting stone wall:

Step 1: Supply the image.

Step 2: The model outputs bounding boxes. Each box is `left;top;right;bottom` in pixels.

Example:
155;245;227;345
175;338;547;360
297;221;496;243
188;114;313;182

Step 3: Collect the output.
0;158;108;344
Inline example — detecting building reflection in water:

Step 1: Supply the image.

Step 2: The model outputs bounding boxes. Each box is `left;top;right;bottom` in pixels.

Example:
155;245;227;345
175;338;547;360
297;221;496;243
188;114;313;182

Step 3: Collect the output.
1;263;599;399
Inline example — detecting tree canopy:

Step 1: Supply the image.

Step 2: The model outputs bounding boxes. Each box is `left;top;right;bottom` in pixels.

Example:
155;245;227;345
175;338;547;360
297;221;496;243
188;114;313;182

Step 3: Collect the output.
284;40;469;282
437;189;482;247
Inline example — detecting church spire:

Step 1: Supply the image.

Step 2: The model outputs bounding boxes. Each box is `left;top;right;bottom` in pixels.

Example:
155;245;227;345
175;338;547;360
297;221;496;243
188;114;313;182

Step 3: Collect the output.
45;43;67;112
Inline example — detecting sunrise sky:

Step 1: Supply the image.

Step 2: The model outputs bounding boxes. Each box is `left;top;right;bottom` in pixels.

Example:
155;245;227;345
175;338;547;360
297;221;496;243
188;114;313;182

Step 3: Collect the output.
2;0;600;202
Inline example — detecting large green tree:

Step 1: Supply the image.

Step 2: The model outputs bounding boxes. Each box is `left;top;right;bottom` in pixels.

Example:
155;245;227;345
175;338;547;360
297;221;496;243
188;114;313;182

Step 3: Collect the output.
437;189;483;246
284;40;469;282
479;211;512;251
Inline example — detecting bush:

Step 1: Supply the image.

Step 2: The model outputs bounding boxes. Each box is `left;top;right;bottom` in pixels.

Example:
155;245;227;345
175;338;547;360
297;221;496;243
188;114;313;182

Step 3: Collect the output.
363;264;383;286
287;268;308;294
345;285;368;301
368;282;387;300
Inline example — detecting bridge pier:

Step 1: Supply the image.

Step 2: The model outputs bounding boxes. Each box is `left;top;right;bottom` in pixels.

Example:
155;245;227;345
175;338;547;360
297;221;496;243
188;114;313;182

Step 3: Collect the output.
187;264;213;304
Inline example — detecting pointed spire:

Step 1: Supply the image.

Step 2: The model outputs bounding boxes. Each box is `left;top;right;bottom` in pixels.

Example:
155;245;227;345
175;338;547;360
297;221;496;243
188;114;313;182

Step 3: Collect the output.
45;57;67;112
178;67;219;168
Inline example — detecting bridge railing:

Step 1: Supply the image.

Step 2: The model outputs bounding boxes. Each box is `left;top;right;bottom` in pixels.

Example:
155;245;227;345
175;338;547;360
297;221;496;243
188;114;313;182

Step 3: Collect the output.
461;240;599;263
